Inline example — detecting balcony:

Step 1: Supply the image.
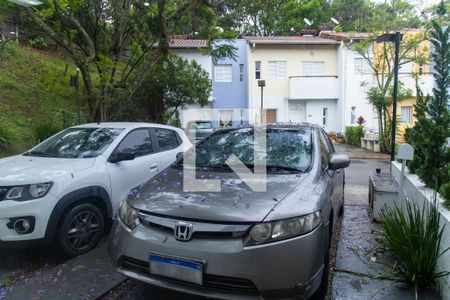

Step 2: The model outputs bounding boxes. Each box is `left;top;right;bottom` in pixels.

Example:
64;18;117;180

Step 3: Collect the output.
289;76;339;100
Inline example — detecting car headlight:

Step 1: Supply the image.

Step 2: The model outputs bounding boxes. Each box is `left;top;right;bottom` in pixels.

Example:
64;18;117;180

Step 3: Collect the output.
118;200;140;229
0;183;53;201
244;211;321;246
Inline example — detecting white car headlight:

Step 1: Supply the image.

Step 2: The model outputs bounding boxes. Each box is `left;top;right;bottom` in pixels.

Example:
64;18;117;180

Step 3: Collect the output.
118;200;140;229
245;211;322;246
1;183;53;201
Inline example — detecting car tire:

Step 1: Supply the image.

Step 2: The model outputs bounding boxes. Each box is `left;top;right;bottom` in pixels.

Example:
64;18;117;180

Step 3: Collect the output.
338;184;345;217
310;223;332;300
57;203;105;257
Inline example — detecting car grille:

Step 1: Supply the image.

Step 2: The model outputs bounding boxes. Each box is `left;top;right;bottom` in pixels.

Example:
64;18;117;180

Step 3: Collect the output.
120;256;260;296
138;214;250;239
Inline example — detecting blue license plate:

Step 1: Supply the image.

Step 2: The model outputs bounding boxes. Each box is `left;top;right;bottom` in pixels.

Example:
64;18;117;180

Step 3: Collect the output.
149;255;203;285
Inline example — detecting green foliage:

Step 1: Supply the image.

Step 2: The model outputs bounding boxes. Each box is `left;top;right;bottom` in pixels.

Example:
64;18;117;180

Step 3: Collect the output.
127;53;212;122
440;166;450;207
345;125;364;146
0;124;12;148
0;45;81;154
413;22;450;191
378;201;449;295
32;121;62;144
407;83;430;174
28;36;48;48
0;42;17;61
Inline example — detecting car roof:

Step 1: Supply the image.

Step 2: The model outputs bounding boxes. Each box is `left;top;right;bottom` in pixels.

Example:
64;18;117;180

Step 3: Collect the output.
71;122;180;130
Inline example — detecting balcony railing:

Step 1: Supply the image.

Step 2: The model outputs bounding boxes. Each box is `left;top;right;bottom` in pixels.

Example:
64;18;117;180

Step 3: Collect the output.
289;75;339;99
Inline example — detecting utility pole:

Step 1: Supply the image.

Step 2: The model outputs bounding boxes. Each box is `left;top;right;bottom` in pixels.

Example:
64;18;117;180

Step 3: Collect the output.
258;80;265;123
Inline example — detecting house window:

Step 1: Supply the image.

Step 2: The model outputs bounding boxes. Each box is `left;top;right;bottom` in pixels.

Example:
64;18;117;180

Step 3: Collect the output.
215;64;232;82
219;110;233;128
419;64;423;75
268;61;287;79
239;64;244;81
323;108;328;126
401;106;412;124
302;61;325;75
255;61;261;79
354;57;371;74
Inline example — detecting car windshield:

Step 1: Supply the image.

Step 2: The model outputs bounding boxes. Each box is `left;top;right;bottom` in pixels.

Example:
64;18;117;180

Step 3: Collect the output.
24;128;124;158
192;122;212;129
183;127;312;172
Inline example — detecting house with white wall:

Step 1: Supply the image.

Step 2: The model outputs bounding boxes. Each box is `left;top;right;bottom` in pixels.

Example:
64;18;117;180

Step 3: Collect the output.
245;36;342;132
321;31;434;133
169;37;213;128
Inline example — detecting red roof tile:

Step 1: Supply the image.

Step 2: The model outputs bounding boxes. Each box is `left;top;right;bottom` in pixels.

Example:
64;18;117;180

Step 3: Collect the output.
169;38;208;48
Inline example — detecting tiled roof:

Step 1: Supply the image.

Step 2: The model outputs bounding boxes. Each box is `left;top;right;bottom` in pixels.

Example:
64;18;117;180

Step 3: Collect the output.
169;38;208;48
243;35;340;45
319;31;371;41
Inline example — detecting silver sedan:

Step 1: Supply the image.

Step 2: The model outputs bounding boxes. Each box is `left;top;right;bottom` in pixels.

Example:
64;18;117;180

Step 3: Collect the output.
108;124;350;299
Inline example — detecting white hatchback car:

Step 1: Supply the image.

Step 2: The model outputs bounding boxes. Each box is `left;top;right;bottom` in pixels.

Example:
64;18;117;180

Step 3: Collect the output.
0;122;191;256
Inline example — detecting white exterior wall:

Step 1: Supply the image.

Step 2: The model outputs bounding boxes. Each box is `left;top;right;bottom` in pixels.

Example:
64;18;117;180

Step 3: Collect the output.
340;42;435;134
246;43;341;131
340;44;378;132
172;49;213;128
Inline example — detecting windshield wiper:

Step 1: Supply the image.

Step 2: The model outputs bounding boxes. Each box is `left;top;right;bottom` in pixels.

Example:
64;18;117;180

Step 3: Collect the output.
24;151;58;158
266;165;304;173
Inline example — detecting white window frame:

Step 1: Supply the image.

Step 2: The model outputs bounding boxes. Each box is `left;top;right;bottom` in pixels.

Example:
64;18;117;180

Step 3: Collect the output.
268;61;287;79
255;61;261;79
302;61;325;76
354;57;372;74
322;107;328;126
214;64;232;82
401;106;412;124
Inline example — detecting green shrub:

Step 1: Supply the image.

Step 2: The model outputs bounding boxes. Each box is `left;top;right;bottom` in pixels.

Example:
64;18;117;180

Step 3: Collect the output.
0;42;17;61
32;121;62;144
378;201;449;296
344;125;364;146
27;36;47;48
440;166;450;208
0;124;12;148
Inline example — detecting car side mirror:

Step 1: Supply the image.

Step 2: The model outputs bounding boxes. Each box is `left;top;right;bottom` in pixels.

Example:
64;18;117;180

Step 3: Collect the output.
110;149;136;163
329;154;350;170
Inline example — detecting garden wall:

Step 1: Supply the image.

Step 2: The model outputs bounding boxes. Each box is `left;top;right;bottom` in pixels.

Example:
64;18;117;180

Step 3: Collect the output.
392;162;450;300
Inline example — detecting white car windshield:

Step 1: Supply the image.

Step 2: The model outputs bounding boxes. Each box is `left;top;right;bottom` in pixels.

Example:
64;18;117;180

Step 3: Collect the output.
24;128;124;158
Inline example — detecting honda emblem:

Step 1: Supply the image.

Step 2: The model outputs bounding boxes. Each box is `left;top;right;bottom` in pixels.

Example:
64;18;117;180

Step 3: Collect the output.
174;222;193;241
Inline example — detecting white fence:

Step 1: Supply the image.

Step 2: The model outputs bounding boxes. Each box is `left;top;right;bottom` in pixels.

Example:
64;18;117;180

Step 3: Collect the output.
391;162;450;300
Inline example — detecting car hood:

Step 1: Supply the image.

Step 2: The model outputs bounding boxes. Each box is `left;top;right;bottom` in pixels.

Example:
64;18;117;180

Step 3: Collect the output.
0;155;96;185
129;166;308;223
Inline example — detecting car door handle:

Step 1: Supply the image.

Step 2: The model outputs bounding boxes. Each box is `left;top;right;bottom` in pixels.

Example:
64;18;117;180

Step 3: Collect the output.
336;169;341;173
150;164;158;170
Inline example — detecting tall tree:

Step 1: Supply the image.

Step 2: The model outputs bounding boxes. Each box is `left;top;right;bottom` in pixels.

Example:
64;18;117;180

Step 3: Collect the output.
348;0;429;151
329;0;374;32
416;21;450;191
13;0;232;122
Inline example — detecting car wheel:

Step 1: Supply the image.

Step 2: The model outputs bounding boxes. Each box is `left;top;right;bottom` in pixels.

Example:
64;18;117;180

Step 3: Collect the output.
57;203;105;257
310;223;332;300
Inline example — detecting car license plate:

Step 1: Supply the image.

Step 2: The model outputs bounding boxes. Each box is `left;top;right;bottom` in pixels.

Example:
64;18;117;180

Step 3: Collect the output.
149;254;203;285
